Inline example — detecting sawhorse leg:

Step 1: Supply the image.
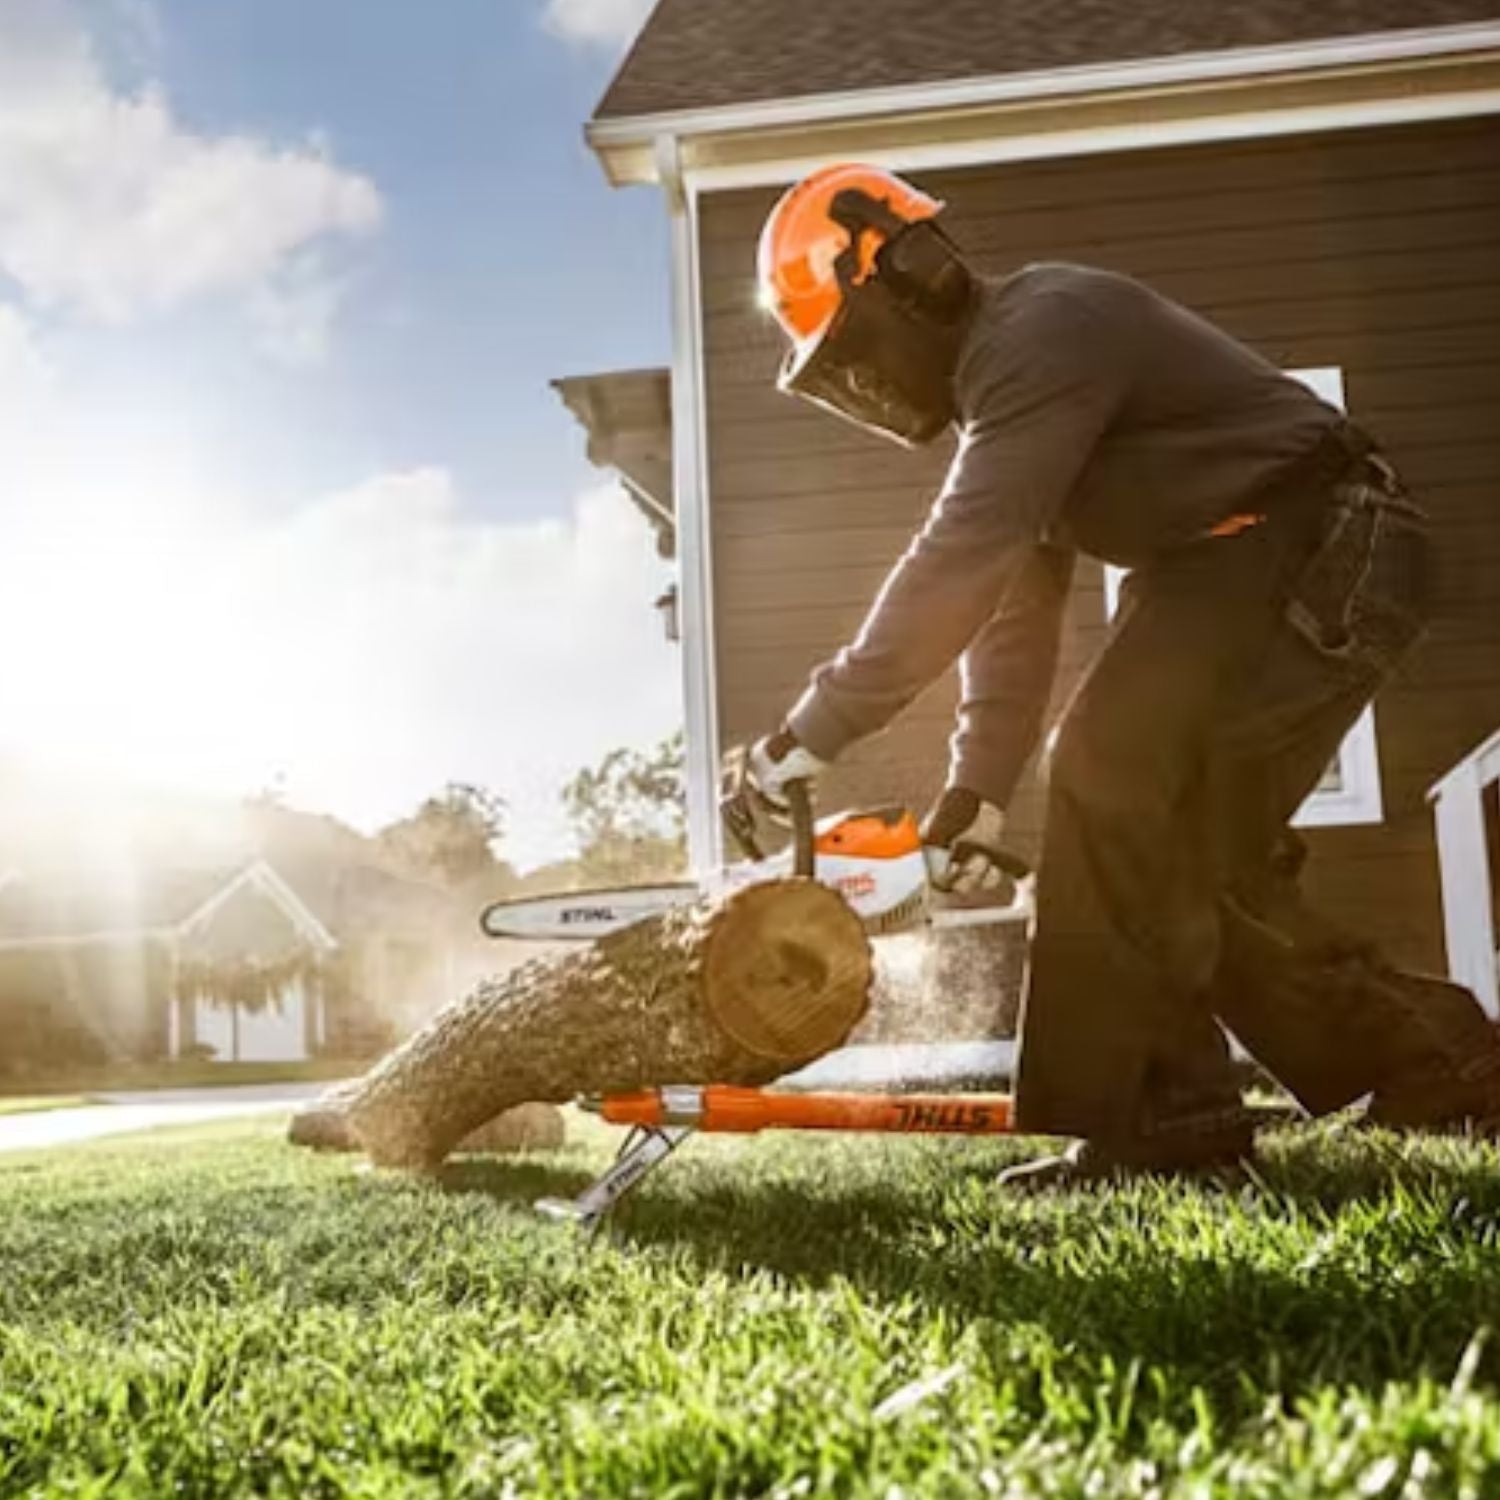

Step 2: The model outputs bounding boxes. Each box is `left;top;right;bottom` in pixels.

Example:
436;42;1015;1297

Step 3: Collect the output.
536;1124;695;1232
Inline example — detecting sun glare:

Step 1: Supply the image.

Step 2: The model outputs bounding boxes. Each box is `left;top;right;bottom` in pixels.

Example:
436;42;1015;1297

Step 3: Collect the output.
1;452;293;806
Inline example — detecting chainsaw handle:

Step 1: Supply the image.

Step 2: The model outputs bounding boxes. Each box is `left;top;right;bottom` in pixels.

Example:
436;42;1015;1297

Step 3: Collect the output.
785;779;815;879
718;746;817;877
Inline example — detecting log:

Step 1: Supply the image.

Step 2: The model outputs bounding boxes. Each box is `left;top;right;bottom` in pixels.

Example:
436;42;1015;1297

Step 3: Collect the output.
288;1086;567;1157
287;1079;362;1151
457;1102;567;1155
340;879;871;1169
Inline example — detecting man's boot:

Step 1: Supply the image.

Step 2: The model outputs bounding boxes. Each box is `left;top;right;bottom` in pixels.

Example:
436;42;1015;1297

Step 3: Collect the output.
1212;892;1500;1129
1361;971;1500;1131
996;1116;1257;1190
999;1045;1260;1190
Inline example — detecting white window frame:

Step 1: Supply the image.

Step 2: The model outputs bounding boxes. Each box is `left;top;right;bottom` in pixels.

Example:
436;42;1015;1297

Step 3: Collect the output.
1428;727;1500;1018
1103;365;1385;827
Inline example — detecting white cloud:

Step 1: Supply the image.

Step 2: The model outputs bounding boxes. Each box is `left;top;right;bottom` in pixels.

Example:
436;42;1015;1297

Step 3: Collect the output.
0;0;382;325
227;471;681;865
0;303;57;411
0;316;680;868
542;0;655;49
0;5;676;869
248;250;356;367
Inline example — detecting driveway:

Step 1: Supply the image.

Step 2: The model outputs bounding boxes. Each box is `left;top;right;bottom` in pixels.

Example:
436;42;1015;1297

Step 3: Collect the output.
0;1082;340;1155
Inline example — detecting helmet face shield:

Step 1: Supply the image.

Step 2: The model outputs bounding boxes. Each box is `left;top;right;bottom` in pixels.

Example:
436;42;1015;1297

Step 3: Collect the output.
778;264;960;447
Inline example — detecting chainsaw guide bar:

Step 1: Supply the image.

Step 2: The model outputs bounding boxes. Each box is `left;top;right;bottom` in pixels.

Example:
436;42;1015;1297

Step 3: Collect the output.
479;883;699;942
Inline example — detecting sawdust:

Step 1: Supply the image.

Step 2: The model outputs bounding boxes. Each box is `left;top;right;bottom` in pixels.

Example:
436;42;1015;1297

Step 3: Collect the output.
858;922;1026;1079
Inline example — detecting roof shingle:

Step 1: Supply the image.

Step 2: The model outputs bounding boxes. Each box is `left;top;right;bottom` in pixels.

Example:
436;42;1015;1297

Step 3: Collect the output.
596;0;1500;119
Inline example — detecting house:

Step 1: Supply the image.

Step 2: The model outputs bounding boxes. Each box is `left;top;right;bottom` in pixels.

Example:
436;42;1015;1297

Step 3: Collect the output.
0;778;478;1073
0;859;335;1067
576;1;1500;1000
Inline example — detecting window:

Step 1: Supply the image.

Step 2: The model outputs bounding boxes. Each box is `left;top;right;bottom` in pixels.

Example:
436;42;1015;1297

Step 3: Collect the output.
1101;365;1385;827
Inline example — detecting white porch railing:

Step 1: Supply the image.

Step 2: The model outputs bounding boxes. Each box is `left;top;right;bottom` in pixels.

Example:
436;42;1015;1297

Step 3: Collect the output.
1429;726;1500;1019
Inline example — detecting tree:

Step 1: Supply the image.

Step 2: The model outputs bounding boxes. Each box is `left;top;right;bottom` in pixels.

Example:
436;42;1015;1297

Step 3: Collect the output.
376;782;509;887
563;732;686;885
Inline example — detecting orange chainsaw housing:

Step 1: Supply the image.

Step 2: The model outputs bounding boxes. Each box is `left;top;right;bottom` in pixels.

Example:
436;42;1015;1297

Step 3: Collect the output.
814;808;922;860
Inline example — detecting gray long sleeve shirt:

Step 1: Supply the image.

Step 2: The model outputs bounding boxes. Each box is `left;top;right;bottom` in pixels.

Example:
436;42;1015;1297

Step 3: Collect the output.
786;262;1341;808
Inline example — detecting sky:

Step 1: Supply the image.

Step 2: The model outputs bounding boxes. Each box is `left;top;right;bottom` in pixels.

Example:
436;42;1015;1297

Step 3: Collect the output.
0;0;678;870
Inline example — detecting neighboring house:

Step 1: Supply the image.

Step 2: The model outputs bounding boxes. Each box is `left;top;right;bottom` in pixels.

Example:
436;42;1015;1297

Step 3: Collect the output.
171;860;338;1063
0;792;478;1071
577;0;1500;990
0;860;334;1066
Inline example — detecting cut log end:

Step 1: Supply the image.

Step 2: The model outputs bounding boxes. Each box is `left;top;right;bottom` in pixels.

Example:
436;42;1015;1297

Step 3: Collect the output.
705;878;872;1063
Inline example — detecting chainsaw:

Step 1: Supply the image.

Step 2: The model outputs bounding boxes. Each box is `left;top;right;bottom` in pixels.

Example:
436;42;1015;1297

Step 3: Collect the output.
480;747;1034;942
478;751;1032;1231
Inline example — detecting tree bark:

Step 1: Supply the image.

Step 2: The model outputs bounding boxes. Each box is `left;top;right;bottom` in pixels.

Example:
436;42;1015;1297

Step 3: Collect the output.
337;879;871;1169
288;1086;567;1157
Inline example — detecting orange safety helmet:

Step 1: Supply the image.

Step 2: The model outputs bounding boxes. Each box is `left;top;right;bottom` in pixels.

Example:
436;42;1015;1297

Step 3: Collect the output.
758;164;944;348
756;164;974;446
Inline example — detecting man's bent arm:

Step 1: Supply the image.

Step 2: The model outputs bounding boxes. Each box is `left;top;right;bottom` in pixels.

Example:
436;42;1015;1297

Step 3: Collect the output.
787;500;1040;759
950;544;1075;809
787;286;1124;772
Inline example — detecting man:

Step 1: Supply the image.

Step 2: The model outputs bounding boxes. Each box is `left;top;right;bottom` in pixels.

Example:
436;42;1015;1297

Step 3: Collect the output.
745;162;1500;1185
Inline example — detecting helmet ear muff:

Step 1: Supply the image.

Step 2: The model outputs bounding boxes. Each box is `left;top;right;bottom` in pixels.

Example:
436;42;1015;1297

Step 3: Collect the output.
824;187;971;326
827;187;906;289
878;221;972;325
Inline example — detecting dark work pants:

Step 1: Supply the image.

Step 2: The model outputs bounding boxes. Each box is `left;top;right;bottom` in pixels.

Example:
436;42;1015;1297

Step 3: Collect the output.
1013;464;1500;1142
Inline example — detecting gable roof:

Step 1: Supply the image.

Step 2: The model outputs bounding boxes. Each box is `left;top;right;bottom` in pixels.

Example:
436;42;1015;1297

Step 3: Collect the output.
598;0;1500;119
176;859;338;953
0;862;260;946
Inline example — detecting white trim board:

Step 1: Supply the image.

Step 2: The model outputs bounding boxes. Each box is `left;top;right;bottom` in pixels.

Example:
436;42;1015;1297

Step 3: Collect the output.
1428;725;1500;1018
658;140;724;876
1277;367;1384;829
679;87;1500;194
592;23;1500;185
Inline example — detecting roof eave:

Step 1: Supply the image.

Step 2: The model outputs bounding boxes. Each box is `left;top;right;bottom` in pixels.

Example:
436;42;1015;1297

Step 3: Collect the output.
587;19;1500;186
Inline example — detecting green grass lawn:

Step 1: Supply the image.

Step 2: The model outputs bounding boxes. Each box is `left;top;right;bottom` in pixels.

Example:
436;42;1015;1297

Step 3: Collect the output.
4;1117;1500;1497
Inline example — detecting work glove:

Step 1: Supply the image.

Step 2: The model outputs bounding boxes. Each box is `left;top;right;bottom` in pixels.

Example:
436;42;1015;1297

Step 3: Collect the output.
746;726;828;813
920;787;1010;894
